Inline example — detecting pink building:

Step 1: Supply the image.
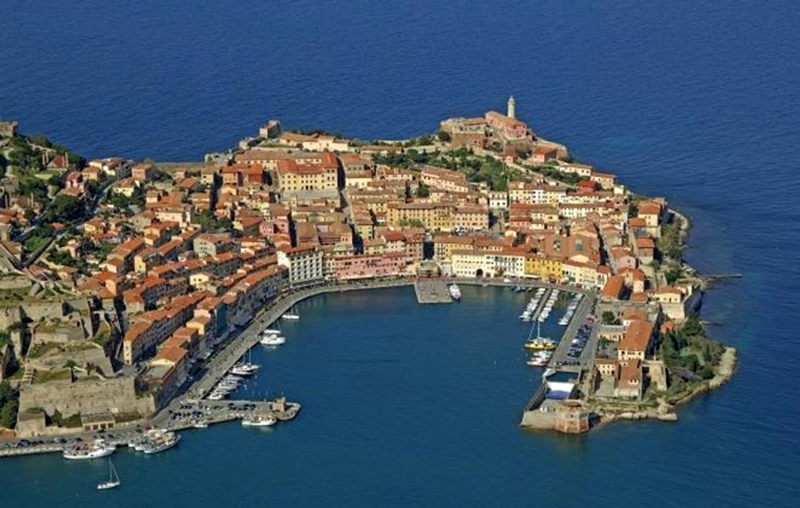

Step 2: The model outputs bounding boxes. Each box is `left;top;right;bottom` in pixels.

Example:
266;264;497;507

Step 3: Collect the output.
332;252;408;280
485;111;530;139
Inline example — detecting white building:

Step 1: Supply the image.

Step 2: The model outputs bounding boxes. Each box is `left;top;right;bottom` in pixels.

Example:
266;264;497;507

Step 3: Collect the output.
277;246;324;286
488;190;509;210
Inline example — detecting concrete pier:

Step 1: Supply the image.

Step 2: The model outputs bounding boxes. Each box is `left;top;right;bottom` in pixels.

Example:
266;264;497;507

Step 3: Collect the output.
548;292;598;371
414;279;452;304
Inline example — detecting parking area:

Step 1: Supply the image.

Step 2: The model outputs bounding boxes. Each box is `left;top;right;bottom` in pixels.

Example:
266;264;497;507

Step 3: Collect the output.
549;293;597;370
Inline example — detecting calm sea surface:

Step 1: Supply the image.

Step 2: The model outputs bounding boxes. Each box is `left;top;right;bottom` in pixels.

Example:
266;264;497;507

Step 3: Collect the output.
2;1;799;506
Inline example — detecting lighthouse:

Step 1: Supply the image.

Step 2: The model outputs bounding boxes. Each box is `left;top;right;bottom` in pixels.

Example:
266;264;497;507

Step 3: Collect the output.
507;96;516;119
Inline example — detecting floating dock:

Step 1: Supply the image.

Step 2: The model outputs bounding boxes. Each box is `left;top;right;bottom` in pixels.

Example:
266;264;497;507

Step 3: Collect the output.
414;279;452;304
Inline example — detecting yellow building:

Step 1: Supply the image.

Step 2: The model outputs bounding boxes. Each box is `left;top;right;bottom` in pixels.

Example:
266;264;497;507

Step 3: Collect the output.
524;254;562;281
353;218;374;241
387;202;454;231
276;151;338;192
433;234;475;263
452;206;489;231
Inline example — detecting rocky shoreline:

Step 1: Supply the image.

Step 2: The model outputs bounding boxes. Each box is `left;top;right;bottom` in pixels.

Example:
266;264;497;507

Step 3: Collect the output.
588;206;737;430
593;347;737;427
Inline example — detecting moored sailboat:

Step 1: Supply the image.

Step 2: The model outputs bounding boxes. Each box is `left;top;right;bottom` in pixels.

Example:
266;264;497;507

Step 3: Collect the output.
97;459;121;490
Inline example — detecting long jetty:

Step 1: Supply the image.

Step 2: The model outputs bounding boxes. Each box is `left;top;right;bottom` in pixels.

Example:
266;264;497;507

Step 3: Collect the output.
530;288;552;321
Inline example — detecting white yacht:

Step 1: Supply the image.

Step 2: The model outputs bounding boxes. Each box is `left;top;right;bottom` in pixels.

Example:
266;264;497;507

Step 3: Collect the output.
63;441;116;460
261;334;286;346
231;349;260;376
230;365;255;377
142;432;181;454
281;305;300;320
242;415;277;427
449;283;462;301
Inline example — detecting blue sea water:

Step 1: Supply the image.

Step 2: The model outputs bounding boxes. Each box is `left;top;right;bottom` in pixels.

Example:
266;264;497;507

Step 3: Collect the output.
2;1;800;506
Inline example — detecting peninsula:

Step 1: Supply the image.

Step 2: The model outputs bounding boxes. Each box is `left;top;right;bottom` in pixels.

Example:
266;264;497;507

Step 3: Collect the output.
0;99;735;455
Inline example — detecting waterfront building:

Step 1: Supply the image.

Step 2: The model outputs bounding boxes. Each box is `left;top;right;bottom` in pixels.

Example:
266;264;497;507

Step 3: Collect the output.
123;292;206;364
132;163;155;181
650;284;701;323
553;401;590;434
332;252;408;280
524;253;563;281
301;135;351;152
590;171;617;190
561;259;608;289
451;250;495;278
277;246;325;286
0;119;19;137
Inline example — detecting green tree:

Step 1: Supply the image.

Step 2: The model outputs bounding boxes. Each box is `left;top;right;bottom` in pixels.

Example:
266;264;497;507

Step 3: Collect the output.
0;381;17;404
657;223;682;260
697;365;715;380
682;354;700;373
601;311;620;325
0;330;11;348
0;382;20;429
665;265;684;285
18;175;48;200
194;210;232;231
682;314;704;337
415;183;431;198
50;409;64;426
0;400;18;428
436;131;451;142
46;194;84;223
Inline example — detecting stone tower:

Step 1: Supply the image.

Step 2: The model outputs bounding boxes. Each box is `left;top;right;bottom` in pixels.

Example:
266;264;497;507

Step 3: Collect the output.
507;96;516;119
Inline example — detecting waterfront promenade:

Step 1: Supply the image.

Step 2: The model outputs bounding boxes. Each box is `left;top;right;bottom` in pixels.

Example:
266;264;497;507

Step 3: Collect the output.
187;278;415;400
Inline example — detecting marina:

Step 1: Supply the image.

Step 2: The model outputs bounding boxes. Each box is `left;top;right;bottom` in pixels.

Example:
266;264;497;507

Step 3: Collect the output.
1;278;579;461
